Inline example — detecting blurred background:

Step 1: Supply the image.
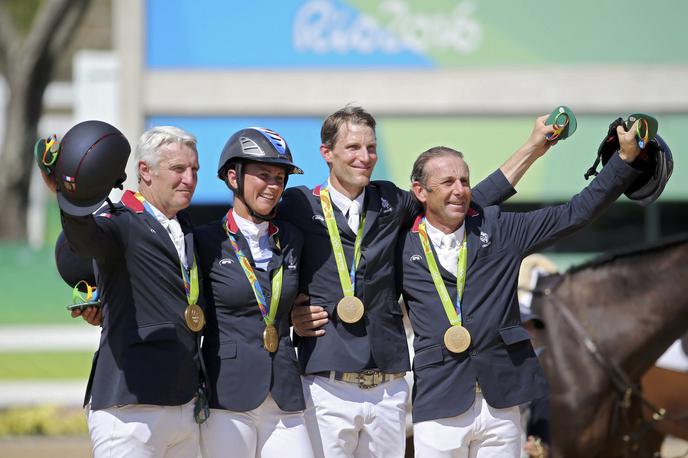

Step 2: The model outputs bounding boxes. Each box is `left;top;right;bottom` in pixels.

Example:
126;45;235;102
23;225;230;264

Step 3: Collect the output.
0;0;686;456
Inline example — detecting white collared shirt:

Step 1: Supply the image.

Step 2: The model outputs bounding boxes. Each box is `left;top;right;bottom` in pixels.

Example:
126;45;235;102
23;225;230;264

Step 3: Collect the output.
233;210;273;271
147;204;187;267
424;220;466;277
327;178;365;233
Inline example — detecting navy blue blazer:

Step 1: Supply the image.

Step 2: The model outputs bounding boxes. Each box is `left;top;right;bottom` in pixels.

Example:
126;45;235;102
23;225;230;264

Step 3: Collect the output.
60;190;202;410
196;212;305;412
399;154;641;423
277;171;515;374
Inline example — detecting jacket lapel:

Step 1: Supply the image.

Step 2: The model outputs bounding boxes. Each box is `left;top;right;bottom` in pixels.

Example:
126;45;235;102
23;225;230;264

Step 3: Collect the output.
184;232;194;266
121;190;179;260
362;185;380;240
266;223;284;274
411;215;456;282
464;210;482;270
142;211;179;261
333;202;354;238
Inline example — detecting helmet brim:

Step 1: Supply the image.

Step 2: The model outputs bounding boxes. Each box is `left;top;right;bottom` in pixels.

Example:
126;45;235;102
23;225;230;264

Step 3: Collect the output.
56;191;106;217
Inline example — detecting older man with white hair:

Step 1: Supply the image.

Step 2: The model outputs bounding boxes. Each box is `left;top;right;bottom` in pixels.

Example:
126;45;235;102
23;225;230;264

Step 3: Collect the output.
41;124;205;458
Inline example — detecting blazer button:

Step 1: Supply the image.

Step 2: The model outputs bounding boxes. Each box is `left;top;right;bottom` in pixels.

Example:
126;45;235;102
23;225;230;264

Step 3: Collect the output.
464;315;473;323
470;350;477;357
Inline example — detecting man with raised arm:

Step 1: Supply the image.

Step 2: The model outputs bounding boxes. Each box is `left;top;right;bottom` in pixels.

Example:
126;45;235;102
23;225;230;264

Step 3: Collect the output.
398;118;641;456
40;123;204;458
280;106;555;457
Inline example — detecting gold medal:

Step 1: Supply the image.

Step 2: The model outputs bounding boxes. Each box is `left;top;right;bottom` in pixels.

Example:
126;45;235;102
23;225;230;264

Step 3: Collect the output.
184;304;205;332
337;296;365;323
444;325;471;353
263;324;279;353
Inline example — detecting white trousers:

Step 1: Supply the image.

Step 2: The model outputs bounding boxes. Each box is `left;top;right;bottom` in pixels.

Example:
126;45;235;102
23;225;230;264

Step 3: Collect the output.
200;394;313;458
87;400;199;458
303;374;408;458
413;390;522;458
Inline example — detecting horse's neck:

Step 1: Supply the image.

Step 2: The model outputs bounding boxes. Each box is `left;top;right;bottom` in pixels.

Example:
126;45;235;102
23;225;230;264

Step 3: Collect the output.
565;243;688;377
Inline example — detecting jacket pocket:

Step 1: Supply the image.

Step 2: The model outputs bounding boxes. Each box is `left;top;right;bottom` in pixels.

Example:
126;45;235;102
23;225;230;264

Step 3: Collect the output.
130;322;177;344
498;325;531;345
219;341;237;359
413;345;444;370
388;298;404;317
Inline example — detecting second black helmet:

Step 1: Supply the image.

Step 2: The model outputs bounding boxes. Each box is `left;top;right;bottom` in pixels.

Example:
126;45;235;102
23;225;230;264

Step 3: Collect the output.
591;118;673;206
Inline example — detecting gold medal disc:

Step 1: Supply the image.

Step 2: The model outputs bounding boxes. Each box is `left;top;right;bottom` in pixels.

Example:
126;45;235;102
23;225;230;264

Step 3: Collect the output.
263;324;279;353
444;326;471;353
337;296;365;323
184;304;205;332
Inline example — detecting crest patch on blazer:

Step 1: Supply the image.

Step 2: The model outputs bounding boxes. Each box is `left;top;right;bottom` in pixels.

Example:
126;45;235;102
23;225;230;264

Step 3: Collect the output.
219;258;234;265
380;197;393;214
480;231;491;247
285;251;298;270
410;254;423;262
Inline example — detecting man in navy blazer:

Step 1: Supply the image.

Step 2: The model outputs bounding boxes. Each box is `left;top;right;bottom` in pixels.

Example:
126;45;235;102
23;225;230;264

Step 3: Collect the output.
283;106;556;457
49;126;204;458
398;117;642;456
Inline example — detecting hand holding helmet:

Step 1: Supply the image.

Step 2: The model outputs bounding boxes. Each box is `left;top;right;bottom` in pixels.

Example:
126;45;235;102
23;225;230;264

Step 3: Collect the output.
584;114;673;206
34;120;131;216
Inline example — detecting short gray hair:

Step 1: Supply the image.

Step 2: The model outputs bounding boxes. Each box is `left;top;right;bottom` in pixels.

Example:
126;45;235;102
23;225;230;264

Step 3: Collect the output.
135;126;198;180
410;146;464;189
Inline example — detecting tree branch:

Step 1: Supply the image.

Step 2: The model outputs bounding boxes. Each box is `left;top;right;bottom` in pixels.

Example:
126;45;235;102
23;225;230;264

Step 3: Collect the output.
22;0;93;74
0;4;20;70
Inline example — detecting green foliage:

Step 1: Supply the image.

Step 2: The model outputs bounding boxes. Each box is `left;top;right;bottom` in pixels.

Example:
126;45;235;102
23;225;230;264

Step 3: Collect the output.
4;0;44;35
0;352;92;380
0;245;74;326
0;405;87;437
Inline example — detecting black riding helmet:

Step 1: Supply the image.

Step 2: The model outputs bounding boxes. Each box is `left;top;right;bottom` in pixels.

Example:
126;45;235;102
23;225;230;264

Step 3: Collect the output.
585;118;673;206
217;127;303;220
53;120;130;216
55;232;96;289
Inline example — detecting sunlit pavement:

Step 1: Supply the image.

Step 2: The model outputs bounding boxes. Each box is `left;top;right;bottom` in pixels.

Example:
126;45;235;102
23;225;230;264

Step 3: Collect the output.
0;325;100;352
0;325;98;407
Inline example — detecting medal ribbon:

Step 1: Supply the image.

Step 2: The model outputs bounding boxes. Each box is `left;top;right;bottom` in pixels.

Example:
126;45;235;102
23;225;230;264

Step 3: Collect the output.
223;211;283;327
417;218;467;327
319;186;366;298
72;280;99;304
635;117;649;149
134;192;198;306
547;112;569;141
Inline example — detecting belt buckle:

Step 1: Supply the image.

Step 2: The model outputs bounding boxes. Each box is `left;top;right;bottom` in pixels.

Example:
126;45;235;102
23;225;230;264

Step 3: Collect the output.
358;369;380;389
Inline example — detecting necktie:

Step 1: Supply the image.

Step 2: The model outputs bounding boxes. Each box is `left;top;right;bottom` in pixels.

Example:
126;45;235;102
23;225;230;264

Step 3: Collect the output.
167;218;187;266
348;200;361;234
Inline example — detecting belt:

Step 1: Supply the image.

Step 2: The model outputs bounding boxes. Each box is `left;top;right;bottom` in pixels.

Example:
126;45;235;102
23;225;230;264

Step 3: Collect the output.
314;370;406;390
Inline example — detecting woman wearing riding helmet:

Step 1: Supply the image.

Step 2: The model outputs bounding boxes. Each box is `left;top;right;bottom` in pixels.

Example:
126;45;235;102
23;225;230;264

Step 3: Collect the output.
196;127;313;457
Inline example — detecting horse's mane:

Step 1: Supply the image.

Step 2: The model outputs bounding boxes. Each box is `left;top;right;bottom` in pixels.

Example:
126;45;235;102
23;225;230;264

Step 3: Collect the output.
565;231;688;275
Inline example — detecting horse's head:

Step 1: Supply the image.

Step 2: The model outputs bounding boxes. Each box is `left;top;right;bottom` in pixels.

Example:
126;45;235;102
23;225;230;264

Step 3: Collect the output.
530;235;688;457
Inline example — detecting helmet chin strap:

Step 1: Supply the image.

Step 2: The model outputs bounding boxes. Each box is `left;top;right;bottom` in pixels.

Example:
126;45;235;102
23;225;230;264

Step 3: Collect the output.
246;201;277;222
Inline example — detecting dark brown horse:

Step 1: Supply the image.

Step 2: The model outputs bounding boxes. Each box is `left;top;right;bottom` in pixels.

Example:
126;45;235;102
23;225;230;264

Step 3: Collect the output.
530;233;688;457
